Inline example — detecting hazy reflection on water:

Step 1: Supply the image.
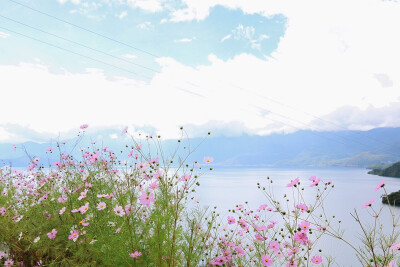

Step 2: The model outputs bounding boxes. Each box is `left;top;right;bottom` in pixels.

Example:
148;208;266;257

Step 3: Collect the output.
195;167;400;266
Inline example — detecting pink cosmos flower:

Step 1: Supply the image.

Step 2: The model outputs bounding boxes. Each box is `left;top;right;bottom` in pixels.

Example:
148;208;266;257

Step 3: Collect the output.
310;178;321;187
97;202;106;210
236;205;244;210
261;254;273;266
295;203;308;213
309;176;317;182
288;247;300;256
256;225;267;231
149;181;158;190
68;230;79;242
227;216;235;225
59;207;66;215
4;259;14;267
106;192;115;199
114;205;125;217
78;189;88;200
80;219;89;226
80;124;88;130
203;156;214;163
129;251;142;258
0;207;6;215
257;204;268;211
311;255;323;264
390;241;400;252
121;126;128;135
287;177;299;187
139;191;154;206
255;234;268;241
79;202;89;214
46;147;53;152
267;220;278;229
235;246;245;257
294;232;308;245
299;221;311;231
269;241;280;253
153;170;163;179
362;199;374;208
180;174;191;182
238;219;248;230
47;228;57;239
125;204;134;215
375;178;385;191
150;157;159;163
58;194;67;203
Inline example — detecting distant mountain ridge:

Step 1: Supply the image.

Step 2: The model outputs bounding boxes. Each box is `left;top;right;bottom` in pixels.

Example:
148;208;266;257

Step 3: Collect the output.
1;127;400;168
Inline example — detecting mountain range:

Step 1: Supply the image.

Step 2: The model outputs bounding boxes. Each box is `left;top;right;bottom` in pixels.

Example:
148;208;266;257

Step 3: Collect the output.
1;127;400;168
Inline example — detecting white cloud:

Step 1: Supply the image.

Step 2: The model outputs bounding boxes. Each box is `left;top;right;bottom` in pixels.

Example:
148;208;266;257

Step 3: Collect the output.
127;0;164;12
58;0;68;4
0;32;10;39
174;37;196;43
109;133;118;139
374;73;393;88
123;54;137;59
2;0;400;141
117;11;128;19
137;21;153;30
220;34;231;42
232;24;255;40
230;25;269;50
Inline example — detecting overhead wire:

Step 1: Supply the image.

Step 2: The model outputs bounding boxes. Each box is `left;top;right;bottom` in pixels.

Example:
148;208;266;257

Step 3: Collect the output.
6;0;160;58
0;14;160;74
0;26;152;80
1;1;400;159
5;0;395;149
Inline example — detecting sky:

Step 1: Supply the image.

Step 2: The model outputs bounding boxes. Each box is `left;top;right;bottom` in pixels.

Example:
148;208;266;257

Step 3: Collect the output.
0;0;400;142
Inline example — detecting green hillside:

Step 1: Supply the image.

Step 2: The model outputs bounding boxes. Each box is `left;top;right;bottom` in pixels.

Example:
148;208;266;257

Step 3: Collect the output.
368;161;400;178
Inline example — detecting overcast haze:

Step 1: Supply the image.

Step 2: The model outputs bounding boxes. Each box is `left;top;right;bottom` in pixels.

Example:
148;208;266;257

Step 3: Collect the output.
0;0;399;142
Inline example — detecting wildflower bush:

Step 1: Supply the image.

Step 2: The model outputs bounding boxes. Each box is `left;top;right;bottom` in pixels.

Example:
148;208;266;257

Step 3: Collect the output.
206;176;399;267
0;125;399;266
0;127;217;266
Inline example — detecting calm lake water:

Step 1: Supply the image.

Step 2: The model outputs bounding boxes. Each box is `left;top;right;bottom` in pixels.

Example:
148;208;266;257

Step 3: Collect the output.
195;167;400;267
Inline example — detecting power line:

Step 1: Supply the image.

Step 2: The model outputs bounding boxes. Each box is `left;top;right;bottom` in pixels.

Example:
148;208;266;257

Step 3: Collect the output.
0;14;161;74
0;24;205;98
6;0;160;58
0;26;152;80
7;0;398;154
252;104;400;159
2;24;398;158
229;82;400;150
2;2;399;158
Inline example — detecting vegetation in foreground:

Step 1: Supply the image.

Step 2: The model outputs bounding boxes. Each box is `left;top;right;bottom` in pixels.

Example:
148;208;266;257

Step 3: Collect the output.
0;125;399;266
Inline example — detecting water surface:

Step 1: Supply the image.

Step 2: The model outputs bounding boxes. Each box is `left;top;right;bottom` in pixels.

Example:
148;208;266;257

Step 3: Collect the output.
195;167;400;266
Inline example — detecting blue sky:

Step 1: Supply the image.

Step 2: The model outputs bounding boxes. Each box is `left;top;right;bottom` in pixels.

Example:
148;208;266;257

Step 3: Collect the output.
0;0;286;79
0;0;400;142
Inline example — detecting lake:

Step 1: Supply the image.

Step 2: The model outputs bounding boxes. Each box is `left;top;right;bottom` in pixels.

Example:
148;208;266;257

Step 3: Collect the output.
195;167;400;266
